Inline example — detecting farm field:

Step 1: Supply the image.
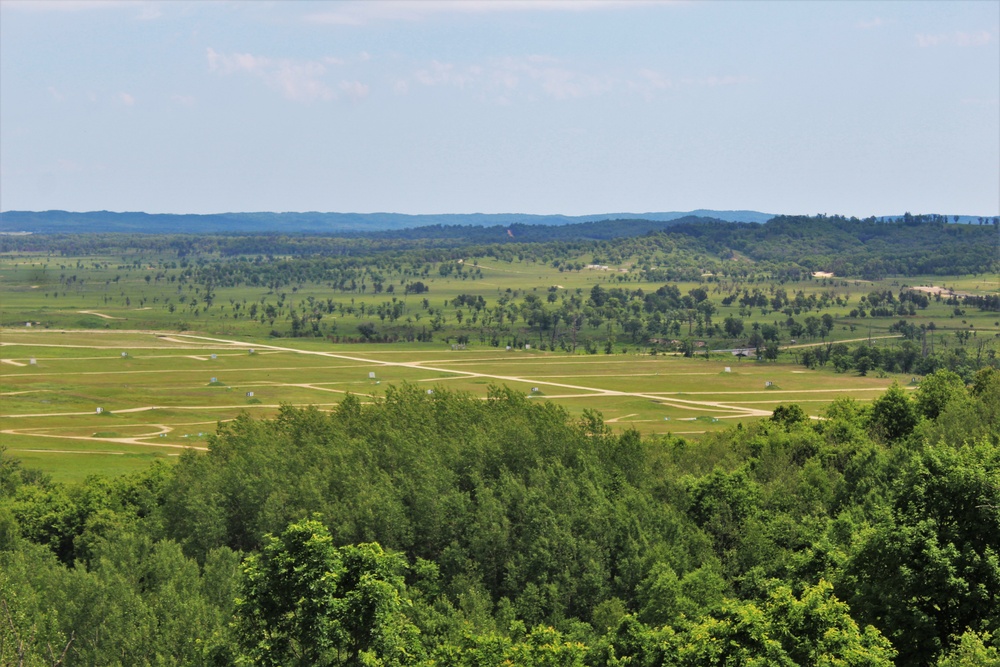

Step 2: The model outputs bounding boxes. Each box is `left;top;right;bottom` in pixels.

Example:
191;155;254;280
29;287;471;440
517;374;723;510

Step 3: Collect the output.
2;327;911;482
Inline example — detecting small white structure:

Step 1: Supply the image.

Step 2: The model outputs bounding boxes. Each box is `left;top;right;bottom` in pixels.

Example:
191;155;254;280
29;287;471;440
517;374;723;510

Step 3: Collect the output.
765;381;773;387
29;358;36;365
506;346;512;351
246;391;254;397
96;407;103;414
25;322;32;327
121;352;128;358
531;387;539;393
525;344;531;350
369;371;376;379
210;354;217;360
210;377;217;383
426;389;434;395
248;348;255;354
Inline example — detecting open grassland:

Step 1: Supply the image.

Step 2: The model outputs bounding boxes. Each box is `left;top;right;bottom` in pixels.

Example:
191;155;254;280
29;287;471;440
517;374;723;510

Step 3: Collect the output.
2;327;914;482
2;244;997;482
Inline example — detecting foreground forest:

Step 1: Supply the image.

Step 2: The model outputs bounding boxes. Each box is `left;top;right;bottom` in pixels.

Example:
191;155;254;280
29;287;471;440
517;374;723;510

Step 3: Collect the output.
2;369;999;666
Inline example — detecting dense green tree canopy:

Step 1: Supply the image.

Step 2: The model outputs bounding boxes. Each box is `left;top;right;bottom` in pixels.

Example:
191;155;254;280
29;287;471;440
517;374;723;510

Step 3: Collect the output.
2;373;1000;665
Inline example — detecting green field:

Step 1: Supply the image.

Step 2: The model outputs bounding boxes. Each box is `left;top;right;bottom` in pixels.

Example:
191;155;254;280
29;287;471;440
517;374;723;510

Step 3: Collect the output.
3;238;998;482
2;326;916;482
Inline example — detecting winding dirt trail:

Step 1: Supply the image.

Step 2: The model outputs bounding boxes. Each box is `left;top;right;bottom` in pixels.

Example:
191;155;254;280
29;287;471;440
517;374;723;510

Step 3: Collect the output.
3;329;905;452
2;425;207;451
169;334;774;418
76;310;124;320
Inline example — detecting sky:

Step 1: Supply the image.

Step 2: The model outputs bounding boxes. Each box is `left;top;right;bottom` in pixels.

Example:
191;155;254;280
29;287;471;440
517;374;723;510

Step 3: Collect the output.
1;0;998;218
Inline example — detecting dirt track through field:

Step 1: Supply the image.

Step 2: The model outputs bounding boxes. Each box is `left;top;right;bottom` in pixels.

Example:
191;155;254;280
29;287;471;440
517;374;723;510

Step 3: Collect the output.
2;330;903;451
1;426;207;451
77;310;124;320
169;334;776;418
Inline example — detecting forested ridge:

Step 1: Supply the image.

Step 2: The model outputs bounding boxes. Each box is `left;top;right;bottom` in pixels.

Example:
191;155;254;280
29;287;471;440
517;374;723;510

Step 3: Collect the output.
5;215;996;279
2;371;999;666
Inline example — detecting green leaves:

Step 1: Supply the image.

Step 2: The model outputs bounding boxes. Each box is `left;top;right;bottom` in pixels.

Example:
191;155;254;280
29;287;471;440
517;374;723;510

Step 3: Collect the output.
867;382;918;443
915;370;968;421
235;519;421;667
839;439;1000;663
599;581;894;667
3;379;999;664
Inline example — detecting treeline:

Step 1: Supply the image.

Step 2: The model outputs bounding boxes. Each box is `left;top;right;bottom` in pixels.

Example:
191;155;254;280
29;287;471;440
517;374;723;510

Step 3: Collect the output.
796;319;995;379
668;215;999;279
4;215;996;281
0;210;769;235
3;373;1000;665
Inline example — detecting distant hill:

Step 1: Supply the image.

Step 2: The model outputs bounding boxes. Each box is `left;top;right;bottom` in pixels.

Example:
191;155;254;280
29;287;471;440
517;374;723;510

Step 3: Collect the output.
0;209;774;234
363;215;734;243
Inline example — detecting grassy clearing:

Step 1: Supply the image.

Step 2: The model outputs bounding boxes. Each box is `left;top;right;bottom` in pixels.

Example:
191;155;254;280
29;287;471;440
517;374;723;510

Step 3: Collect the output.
2;327;914;482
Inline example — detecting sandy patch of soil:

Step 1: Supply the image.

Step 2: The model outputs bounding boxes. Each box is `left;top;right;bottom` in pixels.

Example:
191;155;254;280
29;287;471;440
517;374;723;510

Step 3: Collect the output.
77;310;124;320
909;285;975;298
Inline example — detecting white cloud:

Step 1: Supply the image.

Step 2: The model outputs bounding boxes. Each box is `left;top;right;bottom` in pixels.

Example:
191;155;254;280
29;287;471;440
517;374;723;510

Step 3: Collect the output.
171;94;196;107
340;80;370;101
414;60;479;88
136;3;161;20
119;92;135;106
305;0;681;25
955;30;993;47
411;56;616;101
857;17;887;30
206;48;335;102
3;0;132;11
407;55;747;103
628;69;672;99
531;65;613;100
916;33;947;48
4;0;162;19
47;86;65;102
700;75;752;87
916;30;992;48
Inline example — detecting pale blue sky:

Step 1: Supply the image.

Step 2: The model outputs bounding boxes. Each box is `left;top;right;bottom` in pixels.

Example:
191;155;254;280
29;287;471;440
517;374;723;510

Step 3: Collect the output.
2;0;998;217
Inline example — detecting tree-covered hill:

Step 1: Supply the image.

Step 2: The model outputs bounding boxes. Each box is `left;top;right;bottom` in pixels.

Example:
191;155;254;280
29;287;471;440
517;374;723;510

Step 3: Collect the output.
4;215;995;281
675;214;1000;279
2;372;999;665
